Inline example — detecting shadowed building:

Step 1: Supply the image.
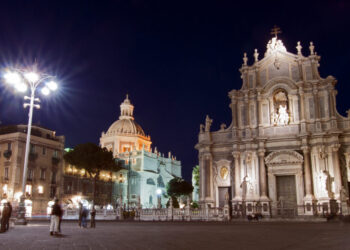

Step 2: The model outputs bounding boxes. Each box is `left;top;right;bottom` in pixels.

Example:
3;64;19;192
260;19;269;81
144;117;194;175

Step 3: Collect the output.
196;33;350;217
0;125;64;215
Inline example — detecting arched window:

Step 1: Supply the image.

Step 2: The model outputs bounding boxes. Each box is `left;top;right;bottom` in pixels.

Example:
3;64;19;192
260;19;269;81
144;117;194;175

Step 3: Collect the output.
157;176;165;188
146;178;155;185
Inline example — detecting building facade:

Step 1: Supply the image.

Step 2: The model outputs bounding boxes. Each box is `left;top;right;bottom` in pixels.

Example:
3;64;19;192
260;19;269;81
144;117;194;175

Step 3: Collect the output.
100;95;182;208
0;125;64;215
196;36;350;217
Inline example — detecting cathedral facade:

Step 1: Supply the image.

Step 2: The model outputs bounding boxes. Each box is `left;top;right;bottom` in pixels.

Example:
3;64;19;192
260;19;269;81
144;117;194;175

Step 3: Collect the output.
100;96;182;208
196;36;350;217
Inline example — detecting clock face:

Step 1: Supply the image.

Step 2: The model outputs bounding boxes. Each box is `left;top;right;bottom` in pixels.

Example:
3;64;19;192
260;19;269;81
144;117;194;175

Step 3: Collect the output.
220;166;228;180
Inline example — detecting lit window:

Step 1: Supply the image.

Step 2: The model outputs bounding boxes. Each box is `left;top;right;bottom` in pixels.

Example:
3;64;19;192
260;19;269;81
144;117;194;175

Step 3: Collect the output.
25;184;32;195
38;186;44;194
2;184;8;193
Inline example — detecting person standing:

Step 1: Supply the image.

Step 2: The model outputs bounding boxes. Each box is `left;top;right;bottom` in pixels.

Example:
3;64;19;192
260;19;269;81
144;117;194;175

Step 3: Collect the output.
81;206;88;228
0;202;9;233
90;208;96;228
78;203;82;227
50;199;62;235
5;202;12;231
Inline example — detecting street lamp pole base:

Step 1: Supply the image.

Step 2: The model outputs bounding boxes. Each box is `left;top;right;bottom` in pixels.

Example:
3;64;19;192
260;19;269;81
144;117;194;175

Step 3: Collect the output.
14;196;27;225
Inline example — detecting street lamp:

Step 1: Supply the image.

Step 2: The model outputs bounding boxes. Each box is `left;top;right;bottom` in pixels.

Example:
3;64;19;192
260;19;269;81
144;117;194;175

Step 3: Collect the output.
3;67;58;225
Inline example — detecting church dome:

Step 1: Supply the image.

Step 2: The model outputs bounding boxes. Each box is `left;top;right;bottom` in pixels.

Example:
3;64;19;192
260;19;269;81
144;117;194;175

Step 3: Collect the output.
107;119;146;136
106;95;146;137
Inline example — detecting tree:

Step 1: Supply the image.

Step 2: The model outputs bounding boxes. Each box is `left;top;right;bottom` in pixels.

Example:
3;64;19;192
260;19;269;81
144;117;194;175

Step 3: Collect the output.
192;165;199;187
64;143;122;206
166;177;193;198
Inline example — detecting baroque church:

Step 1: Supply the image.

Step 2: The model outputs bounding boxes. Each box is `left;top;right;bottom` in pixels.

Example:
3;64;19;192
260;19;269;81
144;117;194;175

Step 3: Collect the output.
100;95;182;208
196;33;350;217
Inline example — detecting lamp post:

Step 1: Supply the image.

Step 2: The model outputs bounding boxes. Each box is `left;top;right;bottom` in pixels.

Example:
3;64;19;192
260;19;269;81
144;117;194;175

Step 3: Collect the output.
3;68;58;225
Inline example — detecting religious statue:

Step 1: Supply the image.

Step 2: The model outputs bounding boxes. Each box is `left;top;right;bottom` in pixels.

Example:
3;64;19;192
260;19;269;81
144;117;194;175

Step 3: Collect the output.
200;124;205;133
205;115;213;132
340;186;348;202
319;170;331;198
240;176;248;200
277;105;289;126
220;123;226;131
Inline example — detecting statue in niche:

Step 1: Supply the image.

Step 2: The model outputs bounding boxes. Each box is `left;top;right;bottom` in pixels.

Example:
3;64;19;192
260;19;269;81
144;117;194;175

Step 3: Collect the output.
240;175;253;200
319;170;333;198
220;166;228;180
272;90;290;126
340;186;348;202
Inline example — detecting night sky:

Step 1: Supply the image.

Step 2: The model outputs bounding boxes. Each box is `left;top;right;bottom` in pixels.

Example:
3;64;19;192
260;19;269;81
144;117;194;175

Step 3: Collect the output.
0;1;349;181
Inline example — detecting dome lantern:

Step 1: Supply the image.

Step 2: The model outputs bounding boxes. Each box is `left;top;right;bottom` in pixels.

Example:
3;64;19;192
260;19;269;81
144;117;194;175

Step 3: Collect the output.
119;94;134;120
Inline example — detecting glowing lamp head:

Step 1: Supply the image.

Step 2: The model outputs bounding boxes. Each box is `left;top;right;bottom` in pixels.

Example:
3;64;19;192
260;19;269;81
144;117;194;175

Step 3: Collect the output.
156;189;162;195
46;81;58;91
15;82;28;92
4;72;21;85
41;87;50;96
24;72;39;83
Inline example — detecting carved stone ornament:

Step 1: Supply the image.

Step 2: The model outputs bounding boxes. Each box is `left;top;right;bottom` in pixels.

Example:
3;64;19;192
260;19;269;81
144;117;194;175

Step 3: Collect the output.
220;166;229;180
265;150;303;167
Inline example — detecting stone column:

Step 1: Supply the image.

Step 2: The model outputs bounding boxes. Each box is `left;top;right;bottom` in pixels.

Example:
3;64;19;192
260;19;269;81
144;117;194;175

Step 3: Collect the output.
302;146;313;198
233;152;241;200
332;144;342;199
258;150;268;199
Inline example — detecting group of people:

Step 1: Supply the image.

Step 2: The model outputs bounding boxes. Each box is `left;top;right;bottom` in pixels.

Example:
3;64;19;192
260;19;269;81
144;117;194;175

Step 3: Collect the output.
0;201;12;233
78;203;96;228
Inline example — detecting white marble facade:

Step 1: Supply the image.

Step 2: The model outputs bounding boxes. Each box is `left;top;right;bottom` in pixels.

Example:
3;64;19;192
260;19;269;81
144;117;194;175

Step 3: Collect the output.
196;36;350;217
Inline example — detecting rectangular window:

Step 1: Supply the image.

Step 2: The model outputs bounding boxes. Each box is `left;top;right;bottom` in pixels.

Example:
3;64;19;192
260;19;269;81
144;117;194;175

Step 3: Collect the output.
40;169;46;180
27;169;33;181
309;98;315;119
42;147;46;155
4;168;9;180
25;184;32;195
51;171;56;184
53;150;58;157
7;142;11;150
50;187;56;198
30;144;35;153
38;185;44;194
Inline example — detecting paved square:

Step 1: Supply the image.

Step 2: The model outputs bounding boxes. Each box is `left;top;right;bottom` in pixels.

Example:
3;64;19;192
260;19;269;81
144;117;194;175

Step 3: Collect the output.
0;221;349;249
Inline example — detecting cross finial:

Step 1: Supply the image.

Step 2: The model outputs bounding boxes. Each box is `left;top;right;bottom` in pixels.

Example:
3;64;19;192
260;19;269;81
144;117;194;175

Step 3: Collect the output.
270;25;282;38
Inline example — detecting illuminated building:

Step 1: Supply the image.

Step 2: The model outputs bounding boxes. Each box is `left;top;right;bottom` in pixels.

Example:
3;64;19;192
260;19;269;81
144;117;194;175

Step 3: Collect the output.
196;33;350;217
100;95;182;208
0;125;64;215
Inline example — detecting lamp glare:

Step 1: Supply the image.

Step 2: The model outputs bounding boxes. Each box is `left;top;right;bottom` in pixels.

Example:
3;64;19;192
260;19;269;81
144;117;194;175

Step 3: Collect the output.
41;87;50;96
47;81;58;91
24;72;39;83
4;72;21;85
15;82;28;92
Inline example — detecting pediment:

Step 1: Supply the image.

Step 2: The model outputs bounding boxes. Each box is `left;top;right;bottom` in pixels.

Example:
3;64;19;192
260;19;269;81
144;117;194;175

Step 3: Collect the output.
265;150;303;166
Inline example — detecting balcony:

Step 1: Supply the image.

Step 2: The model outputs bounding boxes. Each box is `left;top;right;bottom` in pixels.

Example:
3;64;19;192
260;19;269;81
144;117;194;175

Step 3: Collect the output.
52;156;60;165
29;152;38;162
3;150;12;159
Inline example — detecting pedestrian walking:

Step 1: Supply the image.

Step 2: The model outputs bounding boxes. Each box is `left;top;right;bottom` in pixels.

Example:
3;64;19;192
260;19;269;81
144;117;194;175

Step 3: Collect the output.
0;202;9;233
50;198;62;236
81;206;88;228
78;202;82;227
5;202;12;231
90;208;96;228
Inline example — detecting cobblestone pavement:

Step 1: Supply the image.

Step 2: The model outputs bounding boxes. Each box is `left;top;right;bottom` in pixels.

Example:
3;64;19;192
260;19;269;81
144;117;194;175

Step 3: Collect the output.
0;221;349;250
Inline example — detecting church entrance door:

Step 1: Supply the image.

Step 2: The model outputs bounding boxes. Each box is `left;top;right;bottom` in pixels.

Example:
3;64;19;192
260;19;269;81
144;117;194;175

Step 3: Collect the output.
218;187;231;207
276;175;297;217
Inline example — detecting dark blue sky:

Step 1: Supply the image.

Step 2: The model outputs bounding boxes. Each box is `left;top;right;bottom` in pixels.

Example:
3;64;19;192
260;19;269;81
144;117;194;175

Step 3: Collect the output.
0;1;349;181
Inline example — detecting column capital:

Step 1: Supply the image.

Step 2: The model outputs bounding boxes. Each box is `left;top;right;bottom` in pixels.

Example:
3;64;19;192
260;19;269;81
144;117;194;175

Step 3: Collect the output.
258;149;266;157
232;151;240;159
301;146;310;154
331;144;341;152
